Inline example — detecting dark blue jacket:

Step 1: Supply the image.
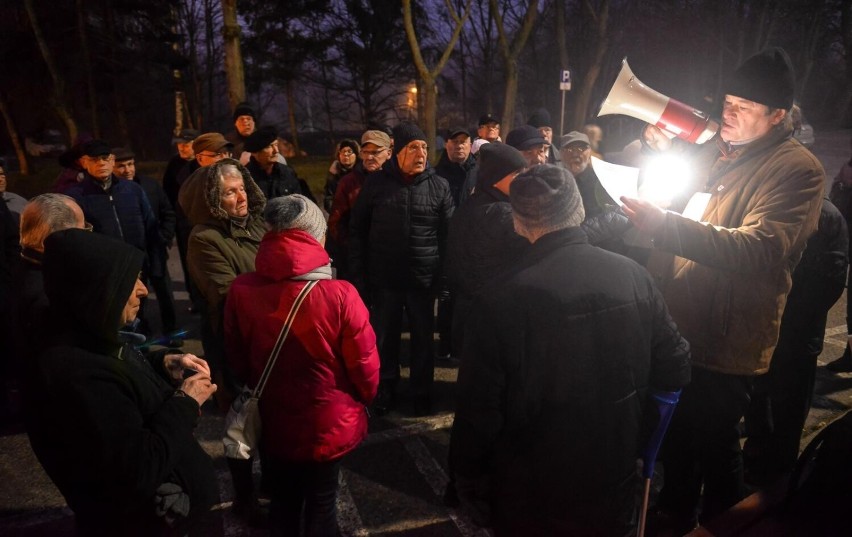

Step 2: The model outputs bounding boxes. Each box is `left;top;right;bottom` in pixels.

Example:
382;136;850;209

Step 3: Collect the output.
67;174;160;275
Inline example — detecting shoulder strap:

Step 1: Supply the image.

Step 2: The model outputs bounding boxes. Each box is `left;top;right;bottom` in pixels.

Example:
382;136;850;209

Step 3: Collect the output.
253;280;318;398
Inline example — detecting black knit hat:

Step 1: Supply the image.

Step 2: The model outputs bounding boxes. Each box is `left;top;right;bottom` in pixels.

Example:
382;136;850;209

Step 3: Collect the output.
506;125;548;151
725;47;795;110
82;139;112;157
244;126;278;153
233;102;256;122
527;108;552;128
510;165;584;231
476;143;527;189
392;123;426;155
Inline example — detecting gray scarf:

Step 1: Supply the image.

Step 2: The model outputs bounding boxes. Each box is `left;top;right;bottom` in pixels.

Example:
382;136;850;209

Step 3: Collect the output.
292;263;333;281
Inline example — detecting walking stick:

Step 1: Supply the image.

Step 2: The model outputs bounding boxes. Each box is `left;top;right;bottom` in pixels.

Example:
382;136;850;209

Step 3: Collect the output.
638;389;681;537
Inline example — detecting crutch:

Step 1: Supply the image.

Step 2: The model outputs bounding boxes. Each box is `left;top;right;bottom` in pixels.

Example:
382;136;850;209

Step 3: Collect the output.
638;389;682;537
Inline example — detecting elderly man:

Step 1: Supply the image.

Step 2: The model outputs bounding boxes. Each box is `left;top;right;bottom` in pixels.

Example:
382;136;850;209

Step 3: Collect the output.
28;228;218;535
477;114;501;142
244;126;306;200
65;140;160;333
435;127;476;207
350;123;454;416
328;130;392;281
506;125;549;168
226;102;257;165
114;148;178;338
450;165;690;536
163;128;199;211
527;108;559;164
620;47;824;529
445;143;528;358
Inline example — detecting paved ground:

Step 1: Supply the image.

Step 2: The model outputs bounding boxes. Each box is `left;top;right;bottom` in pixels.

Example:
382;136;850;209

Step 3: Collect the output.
2;128;852;536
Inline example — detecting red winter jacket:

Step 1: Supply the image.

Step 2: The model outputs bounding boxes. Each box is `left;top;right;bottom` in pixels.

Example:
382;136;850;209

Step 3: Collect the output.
225;229;379;462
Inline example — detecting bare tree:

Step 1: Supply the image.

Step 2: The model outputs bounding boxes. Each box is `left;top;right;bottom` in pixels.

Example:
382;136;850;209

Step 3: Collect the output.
402;0;473;161
24;0;79;143
0;92;30;175
221;0;246;111
570;0;611;129
76;0;100;138
489;0;539;133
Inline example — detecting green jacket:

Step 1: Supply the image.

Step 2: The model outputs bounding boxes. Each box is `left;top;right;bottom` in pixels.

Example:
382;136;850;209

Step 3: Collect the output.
179;159;266;335
646;124;824;375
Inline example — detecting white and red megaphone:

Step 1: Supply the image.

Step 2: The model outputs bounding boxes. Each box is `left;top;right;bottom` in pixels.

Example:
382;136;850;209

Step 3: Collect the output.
598;59;719;144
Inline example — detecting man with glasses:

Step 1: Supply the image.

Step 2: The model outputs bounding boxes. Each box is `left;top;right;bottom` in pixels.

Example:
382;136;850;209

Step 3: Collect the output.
327;130;392;281
527;108;560;164
350;123;454;417
66;140;160;333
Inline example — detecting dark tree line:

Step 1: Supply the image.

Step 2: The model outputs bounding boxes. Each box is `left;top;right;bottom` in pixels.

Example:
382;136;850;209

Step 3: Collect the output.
0;0;849;173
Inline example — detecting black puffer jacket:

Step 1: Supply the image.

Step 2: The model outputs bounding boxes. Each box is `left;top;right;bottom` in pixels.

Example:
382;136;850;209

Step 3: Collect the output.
434;151;476;207
349;158;454;292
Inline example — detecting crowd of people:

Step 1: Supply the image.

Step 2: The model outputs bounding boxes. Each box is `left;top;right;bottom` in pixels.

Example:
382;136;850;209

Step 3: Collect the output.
0;46;849;536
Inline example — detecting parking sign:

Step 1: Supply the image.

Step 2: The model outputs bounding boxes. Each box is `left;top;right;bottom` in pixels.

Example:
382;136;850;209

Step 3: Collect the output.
560;69;572;91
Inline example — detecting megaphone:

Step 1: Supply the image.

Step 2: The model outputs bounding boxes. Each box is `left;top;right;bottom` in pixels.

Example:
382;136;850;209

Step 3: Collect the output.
598;59;719;144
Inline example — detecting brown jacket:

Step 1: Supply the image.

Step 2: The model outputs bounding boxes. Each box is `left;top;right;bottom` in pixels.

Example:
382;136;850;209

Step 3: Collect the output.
646;124;824;375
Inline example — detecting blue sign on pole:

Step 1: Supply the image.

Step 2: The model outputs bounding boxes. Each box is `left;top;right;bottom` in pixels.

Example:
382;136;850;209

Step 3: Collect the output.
560;69;572;91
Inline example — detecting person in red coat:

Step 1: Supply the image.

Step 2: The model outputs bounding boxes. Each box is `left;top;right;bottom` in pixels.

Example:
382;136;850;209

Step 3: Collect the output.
225;194;379;536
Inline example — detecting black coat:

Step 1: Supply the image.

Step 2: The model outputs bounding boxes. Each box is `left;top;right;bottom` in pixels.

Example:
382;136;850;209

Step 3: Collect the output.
134;174;176;277
246;158;304;200
349;158;454;293
162;154;191;211
450;227;691;536
28;229;217;534
434;151;476;207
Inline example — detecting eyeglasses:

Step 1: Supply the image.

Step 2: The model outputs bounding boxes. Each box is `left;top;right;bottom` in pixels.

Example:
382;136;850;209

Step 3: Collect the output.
83;222;94;232
405;143;428;153
563;145;590;154
198;150;232;158
339;150;355;157
360;149;388;158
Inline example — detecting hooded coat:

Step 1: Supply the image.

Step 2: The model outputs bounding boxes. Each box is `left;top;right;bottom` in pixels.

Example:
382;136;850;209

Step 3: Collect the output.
225;229;379;462
646;124;823;375
179;159;266;334
450;227;691;536
28;229;217;534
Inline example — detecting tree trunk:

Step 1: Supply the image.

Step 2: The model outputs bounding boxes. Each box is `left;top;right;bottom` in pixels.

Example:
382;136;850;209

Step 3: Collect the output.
221;0;246;111
76;0;99;138
490;0;540;134
286;79;300;154
104;3;130;145
0;92;30;175
24;0;78;143
422;78;438;157
555;0;569;136
572;0;610;129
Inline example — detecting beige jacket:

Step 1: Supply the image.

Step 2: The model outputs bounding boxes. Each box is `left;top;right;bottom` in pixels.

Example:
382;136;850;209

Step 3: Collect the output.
646;124;824;375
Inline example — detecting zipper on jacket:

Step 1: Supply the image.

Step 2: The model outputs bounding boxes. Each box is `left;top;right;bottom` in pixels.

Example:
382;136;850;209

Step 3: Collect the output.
109;194;125;241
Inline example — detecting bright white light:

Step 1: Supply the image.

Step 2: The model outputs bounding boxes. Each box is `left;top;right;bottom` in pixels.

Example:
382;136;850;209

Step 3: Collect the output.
639;154;692;208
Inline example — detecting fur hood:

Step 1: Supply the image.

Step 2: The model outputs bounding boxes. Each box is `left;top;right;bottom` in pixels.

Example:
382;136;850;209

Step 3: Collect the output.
179;158;266;226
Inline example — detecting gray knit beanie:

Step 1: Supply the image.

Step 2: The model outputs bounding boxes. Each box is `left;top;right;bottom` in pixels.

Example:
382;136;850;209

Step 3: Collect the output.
263;194;327;242
510;165;584;232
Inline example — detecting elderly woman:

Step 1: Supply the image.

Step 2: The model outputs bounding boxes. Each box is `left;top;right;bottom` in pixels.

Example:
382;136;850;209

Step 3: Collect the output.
322;139;360;213
29;229;218;535
225;195;379;536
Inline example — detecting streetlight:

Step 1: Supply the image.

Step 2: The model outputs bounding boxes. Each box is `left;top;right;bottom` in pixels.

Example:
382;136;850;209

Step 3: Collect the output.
407;83;418;121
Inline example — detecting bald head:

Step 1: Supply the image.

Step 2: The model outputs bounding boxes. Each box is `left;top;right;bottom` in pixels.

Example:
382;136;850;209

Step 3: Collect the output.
20;193;86;253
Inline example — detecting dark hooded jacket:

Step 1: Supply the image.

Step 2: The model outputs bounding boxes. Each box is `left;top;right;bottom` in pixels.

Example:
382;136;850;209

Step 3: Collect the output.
28;229;217;534
349;158;454;293
245;157;304;200
179;159;266;335
450;226;691;536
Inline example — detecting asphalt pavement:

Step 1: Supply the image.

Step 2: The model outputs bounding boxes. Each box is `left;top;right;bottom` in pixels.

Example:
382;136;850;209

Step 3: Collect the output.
2;128;852;536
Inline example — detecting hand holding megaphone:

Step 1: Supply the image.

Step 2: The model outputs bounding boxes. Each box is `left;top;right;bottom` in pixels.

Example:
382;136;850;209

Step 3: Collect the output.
599;59;719;145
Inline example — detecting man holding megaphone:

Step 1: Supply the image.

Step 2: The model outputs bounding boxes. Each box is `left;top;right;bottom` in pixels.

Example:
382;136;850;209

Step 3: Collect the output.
618;48;824;531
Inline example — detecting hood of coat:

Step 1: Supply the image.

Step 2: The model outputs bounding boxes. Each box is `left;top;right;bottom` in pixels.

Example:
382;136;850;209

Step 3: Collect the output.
42;228;144;347
255;229;331;281
178;158;266;227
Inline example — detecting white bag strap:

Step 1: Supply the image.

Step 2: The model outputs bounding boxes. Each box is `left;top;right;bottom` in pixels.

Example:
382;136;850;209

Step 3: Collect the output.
252;280;318;398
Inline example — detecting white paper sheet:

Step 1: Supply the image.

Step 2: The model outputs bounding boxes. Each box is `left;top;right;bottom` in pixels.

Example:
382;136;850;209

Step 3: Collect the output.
682;192;711;222
590;156;639;205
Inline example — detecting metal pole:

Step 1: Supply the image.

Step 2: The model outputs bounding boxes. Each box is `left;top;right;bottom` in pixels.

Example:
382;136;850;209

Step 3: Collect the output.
560;90;566;138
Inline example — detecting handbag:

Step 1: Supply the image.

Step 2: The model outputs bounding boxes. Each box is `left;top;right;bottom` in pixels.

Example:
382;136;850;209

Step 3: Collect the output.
223;280;318;460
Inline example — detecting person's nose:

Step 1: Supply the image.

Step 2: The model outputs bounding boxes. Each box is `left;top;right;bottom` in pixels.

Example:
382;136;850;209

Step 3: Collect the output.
237;190;247;203
137;280;149;298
